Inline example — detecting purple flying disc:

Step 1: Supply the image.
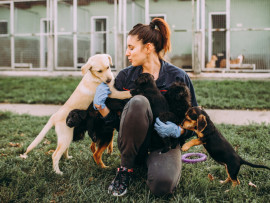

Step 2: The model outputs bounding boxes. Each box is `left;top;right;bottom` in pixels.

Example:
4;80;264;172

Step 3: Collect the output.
182;152;207;163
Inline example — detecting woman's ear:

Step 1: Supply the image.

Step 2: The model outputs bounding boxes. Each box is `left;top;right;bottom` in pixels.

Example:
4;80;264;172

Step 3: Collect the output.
145;43;154;54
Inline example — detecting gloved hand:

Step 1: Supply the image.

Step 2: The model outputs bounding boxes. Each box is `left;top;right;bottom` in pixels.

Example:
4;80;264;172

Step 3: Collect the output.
93;82;111;110
154;117;182;138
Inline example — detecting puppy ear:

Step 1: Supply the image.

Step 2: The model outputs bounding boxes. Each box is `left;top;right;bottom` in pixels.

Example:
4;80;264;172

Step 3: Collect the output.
107;54;113;66
78;111;87;120
197;114;207;132
81;56;93;75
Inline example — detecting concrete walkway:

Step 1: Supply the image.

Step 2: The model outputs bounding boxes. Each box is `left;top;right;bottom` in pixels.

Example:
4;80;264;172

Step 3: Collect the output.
1;70;270;80
0;103;269;125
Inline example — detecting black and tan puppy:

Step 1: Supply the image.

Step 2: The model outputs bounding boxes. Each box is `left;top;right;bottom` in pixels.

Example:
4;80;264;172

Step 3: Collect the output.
66;98;126;168
181;106;270;187
130;73;178;153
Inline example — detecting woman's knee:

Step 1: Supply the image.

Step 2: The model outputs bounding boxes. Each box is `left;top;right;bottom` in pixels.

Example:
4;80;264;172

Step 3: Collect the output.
124;95;153;121
128;95;149;110
147;175;177;196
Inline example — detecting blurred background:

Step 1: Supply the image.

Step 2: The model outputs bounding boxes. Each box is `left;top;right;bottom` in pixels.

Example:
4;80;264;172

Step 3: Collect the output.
0;0;269;73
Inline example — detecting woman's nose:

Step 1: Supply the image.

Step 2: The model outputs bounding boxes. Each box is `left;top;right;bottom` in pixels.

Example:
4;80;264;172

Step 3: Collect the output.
125;49;130;56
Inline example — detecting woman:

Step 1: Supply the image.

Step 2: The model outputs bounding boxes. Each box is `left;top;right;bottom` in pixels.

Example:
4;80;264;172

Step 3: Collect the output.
93;18;197;197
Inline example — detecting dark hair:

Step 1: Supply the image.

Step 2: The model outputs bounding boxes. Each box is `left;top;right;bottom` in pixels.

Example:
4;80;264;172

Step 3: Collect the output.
128;18;171;58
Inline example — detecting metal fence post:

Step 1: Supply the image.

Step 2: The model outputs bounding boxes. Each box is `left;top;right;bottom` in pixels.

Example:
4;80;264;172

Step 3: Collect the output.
47;0;54;72
194;32;202;74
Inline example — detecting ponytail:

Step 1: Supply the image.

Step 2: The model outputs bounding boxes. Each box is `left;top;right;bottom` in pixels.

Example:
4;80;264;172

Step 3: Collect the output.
128;18;171;58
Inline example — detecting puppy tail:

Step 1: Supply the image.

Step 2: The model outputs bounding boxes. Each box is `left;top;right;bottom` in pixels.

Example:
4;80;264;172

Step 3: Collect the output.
241;158;270;170
22;119;54;157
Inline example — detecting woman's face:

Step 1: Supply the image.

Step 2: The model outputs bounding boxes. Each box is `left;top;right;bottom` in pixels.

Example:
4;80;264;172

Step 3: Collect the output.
126;35;147;66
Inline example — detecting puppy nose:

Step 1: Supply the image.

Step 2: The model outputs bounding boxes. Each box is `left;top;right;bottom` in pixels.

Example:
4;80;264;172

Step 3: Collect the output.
106;79;111;84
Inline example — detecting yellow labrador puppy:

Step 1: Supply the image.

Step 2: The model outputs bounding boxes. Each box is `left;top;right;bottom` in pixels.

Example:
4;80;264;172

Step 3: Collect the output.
20;54;131;175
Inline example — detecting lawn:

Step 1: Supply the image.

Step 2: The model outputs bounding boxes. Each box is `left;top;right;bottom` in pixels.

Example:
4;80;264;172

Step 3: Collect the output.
0;76;269;202
0;76;270;109
0;112;269;202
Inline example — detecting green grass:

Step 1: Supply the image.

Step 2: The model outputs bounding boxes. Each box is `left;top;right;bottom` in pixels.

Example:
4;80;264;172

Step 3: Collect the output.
1;76;270;109
192;80;270;110
0;76;79;105
0;111;269;202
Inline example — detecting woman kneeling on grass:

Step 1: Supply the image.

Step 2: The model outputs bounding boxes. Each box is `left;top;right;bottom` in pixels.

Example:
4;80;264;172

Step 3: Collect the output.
93;18;197;196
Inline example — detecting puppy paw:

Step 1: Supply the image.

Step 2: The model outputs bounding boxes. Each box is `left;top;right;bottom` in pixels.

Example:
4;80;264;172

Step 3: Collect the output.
55;171;63;175
20;154;28;159
107;148;113;154
181;144;190;151
99;162;109;168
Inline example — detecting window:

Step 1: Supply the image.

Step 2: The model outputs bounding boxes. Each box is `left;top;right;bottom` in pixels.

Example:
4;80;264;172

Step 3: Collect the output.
91;17;108;55
149;14;166;22
0;21;8;34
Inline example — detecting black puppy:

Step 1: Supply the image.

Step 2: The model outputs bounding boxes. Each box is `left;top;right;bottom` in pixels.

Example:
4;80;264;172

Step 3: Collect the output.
130;73;178;153
163;81;192;146
181;106;270;187
66;105;97;141
66;98;126;168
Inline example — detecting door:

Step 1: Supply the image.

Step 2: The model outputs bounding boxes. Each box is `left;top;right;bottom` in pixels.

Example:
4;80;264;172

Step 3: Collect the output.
208;13;226;67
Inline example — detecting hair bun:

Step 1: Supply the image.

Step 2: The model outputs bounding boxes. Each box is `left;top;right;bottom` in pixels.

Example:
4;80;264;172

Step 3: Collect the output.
149;22;155;29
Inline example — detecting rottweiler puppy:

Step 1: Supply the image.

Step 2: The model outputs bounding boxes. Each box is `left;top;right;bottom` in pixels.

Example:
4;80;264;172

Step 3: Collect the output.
66;98;126;168
181;106;270;187
130;73;179;153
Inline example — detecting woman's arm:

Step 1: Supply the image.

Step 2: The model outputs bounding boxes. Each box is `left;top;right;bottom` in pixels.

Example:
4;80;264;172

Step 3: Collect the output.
94;70;127;130
94;104;110;117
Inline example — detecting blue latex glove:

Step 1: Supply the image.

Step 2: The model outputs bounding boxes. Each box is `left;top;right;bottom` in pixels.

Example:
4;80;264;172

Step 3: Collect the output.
154;117;182;138
93;82;111;110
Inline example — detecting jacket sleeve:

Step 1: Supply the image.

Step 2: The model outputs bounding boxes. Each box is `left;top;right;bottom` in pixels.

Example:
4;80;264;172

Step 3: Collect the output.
184;74;198;107
114;70;127;91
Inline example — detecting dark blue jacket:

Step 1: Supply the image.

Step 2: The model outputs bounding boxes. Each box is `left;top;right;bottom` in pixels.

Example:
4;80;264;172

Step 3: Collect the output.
104;60;198;136
115;60;197;106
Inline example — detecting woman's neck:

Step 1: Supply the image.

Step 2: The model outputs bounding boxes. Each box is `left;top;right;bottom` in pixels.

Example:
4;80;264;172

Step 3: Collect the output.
142;54;161;80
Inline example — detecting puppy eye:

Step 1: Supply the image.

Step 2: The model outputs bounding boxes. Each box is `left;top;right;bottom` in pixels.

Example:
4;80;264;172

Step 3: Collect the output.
107;66;109;69
97;70;102;73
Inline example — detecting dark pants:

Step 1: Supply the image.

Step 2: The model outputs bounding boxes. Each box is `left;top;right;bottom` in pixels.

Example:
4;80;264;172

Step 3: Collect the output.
117;95;182;196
